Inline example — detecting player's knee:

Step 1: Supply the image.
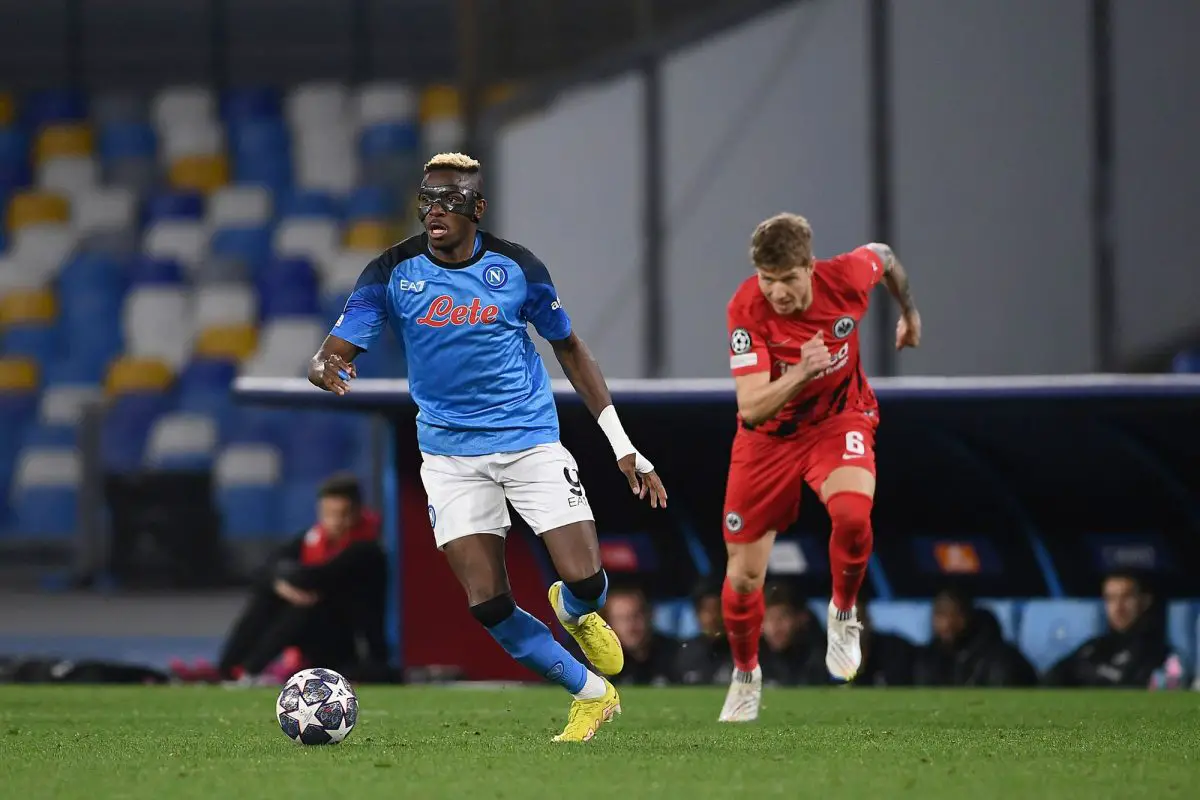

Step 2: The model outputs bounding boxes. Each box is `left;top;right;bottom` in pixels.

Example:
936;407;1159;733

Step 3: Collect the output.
827;491;874;560
726;566;766;595
564;569;608;604
469;592;516;628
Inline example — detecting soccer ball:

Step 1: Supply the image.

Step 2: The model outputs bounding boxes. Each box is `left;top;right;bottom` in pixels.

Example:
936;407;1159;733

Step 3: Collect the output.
275;667;359;745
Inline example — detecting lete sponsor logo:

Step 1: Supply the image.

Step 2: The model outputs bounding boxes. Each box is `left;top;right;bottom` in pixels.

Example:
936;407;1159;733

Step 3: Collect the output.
416;295;501;327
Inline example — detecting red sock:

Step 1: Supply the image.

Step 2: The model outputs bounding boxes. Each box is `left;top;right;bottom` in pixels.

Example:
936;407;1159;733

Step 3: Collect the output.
827;491;874;612
721;577;764;673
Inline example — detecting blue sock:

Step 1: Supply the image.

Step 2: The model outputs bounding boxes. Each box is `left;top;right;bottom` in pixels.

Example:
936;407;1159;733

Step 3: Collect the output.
560;570;609;618
487;605;588;693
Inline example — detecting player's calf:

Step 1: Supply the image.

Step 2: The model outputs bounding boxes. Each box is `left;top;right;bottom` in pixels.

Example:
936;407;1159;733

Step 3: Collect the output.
826;491;874;614
552;569;609;623
549;572;624;676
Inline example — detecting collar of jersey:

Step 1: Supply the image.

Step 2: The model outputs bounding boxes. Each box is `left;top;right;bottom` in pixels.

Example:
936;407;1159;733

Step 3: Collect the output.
423;232;486;270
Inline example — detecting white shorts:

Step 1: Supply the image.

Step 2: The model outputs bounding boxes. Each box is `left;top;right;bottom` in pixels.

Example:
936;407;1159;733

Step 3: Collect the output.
420;441;596;549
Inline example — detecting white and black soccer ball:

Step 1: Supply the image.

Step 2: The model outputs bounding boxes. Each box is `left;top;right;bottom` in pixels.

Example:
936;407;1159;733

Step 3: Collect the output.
276;667;359;745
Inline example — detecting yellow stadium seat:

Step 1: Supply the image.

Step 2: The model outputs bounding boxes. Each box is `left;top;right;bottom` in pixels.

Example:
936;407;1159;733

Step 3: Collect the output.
5;190;70;231
344;220;395;251
0;288;57;327
169;154;230;194
0;357;39;391
0;91;15;126
105;357;174;396
485;83;518;107
194;324;258;362
420;85;460;122
34;123;94;164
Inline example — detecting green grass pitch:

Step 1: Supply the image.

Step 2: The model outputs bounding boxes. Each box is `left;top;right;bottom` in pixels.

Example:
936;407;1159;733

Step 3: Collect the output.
1;686;1196;799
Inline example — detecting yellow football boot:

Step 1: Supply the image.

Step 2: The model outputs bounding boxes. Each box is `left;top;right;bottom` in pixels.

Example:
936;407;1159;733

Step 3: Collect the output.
548;581;624;676
553;678;621;743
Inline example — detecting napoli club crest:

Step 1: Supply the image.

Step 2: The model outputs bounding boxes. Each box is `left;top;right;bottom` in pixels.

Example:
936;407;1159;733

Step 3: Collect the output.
483;265;508;289
427;505;437;528
832;316;856;339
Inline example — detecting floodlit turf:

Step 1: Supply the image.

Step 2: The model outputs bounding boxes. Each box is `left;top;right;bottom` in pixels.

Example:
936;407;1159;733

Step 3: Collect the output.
1;686;1196;799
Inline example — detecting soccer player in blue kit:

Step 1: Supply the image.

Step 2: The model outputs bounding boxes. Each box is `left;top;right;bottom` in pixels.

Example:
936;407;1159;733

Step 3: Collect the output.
308;153;668;742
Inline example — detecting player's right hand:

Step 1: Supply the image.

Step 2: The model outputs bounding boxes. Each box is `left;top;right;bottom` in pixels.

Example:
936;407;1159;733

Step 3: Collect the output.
315;354;357;395
798;332;832;380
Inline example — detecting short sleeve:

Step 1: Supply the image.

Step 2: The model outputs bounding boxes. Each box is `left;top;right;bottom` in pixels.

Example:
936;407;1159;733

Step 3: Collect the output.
519;253;573;341
727;296;769;376
850;245;886;292
332;259;389;351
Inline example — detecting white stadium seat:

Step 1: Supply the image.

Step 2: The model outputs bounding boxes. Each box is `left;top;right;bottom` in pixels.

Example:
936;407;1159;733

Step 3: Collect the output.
39;385;103;427
323;250;377;293
145;412;219;467
207;185;272;228
143;220;209;272
122;286;193;369
215;443;283;487
38;156;99;201
14;447;82;491
194;283;257;329
287;82;351;130
73;187;137;234
355;82;418;127
273;219;339;267
160;119;224;163
240;317;324;378
152;86;217;132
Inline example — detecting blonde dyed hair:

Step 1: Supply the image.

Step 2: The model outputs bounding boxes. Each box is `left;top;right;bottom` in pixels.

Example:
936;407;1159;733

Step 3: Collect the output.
423;152;481;173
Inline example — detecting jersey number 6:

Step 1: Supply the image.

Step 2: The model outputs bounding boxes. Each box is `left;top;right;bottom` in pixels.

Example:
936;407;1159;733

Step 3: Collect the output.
844;431;866;456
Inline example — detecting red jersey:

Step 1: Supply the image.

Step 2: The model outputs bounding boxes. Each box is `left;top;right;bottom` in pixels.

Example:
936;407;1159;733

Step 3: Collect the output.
726;245;885;438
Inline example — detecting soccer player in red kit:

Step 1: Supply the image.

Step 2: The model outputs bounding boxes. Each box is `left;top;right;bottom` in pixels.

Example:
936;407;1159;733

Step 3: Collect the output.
717;213;921;722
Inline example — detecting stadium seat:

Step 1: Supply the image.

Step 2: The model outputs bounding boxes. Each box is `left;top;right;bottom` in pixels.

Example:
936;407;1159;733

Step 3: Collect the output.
73;186;137;234
176;360;236;423
0;288;57;327
1171;350;1200;374
11;447;80;538
194;324;258;363
21;424;78;448
215;443;283;539
58;251;127;294
257;256;318;296
39;383;102;428
122;286;192;369
145;411;218;470
99;121;157;165
34;124;94;165
105;356;174;397
651;599;687;638
344;220;395;251
344;185;395;222
144;191;205;223
0;90;13;126
240;317;323;378
11;223;78;274
127;255;185;286
160;119;224;164
1166;601;1197;672
276;189;340;220
1018;599;1104;673
168;154;230;194
977;598;1020;643
287;82;350;129
231;119;290;160
294;130;357;195
38;156;98;201
221;87;282;123
0;358;40;422
207;185;272;227
273;219;339;267
420;85;461;122
143;220;208;273
359;121;420;162
152;86;216;132
208;226;273;278
321;290;351;325
867;600;933;645
22;89;87;127
423;117;466;156
100;391;174;472
195;283;256;330
2;326;59;363
105;156;158;196
356;83;419;126
6;190;70;231
91;92;149;127
324;250;377;292
42;357;109;387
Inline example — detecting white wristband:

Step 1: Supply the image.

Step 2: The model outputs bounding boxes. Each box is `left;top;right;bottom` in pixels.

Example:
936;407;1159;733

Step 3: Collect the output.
597;405;655;473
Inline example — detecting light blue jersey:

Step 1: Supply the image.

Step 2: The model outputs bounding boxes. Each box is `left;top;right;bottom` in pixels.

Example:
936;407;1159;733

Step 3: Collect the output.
332;232;571;456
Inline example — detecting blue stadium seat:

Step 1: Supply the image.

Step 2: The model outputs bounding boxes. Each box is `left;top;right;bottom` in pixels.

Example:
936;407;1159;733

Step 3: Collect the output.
58;251;128;295
234;155;292;191
283;412;356;479
21;425;77;448
867;600;932;644
1166;601;1197;673
0;394;38;426
257;256;318;294
231;119;290;155
321;290;351;326
359;122;420;161
2;325;60;363
221;87;283;123
101;393;173;472
280;478;323;535
276;189;340;220
99;122;157;164
652;600;686;638
210;226;273;277
344;185;395;221
977;598;1020;642
219;485;282;539
127;255;185;286
12;486;78;538
43;357;108;386
1171;350;1200;374
144;191;205;224
1018;599;1104;673
261;287;319;319
0;129;32;196
177;359;237;422
221;406;290;446
22;89;87;126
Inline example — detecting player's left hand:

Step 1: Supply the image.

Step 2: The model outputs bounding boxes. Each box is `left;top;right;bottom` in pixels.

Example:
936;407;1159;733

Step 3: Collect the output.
896;310;921;350
617;454;669;509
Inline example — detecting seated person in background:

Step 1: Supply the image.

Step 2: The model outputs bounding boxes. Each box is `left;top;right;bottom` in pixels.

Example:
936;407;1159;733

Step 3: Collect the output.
853;598;916;686
914;586;1036;687
1043;571;1189;689
176;474;390;684
758;582;828;686
676;578;734;685
604;585;680;686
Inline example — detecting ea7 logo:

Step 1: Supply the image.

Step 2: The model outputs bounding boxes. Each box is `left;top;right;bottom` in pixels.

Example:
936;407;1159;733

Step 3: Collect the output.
563;467;588;508
398;279;426;293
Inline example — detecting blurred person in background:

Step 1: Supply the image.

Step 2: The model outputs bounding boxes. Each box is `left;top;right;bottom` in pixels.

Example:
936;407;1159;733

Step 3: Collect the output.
604;585;679;686
853;598;916;686
1043;572;1189;689
676;578;733;685
757;582;828;686
173;473;390;684
913;586;1036;687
